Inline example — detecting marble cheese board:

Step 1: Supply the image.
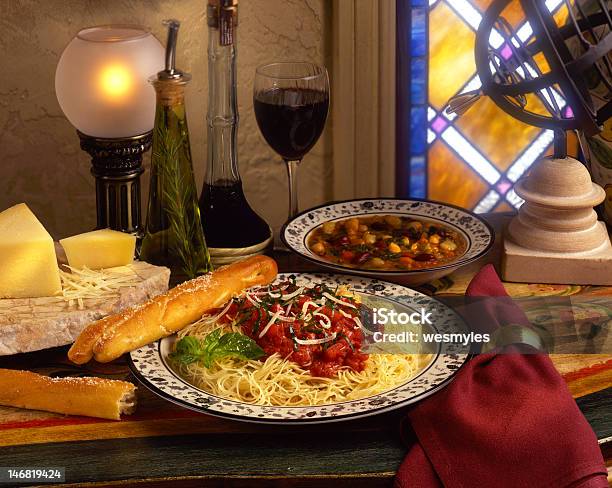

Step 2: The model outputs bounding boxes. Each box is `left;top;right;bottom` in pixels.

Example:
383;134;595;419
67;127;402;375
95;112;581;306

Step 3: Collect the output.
0;260;170;356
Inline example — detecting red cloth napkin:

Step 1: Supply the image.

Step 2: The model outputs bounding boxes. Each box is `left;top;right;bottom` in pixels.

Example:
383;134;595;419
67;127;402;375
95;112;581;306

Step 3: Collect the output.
395;264;608;488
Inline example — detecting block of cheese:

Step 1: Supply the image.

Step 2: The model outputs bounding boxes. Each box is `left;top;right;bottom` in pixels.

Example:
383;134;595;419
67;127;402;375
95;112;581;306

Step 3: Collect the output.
0;203;62;298
0;261;171;356
60;229;136;270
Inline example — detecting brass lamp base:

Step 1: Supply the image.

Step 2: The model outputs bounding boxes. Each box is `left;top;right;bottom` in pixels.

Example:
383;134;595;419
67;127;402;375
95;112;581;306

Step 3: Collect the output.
78;130;152;234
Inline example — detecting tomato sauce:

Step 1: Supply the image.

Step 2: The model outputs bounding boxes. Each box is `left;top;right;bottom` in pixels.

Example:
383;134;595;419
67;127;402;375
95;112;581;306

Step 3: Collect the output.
219;284;369;378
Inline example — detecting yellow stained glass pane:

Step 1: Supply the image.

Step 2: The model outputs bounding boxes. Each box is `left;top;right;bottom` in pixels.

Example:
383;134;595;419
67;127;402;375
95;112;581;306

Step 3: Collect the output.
567;130;579;157
553;3;571;26
473;0;569;30
532;51;551;74
429;3;476;109
495;201;515;212
471;0;493;11
472;0;526;27
428;140;488;209
544;145;554;158
455;97;541;171
524;92;554;117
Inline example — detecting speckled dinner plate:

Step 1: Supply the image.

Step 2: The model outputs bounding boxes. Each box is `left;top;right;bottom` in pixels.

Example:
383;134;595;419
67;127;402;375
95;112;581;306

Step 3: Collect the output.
129;273;470;424
281;198;494;286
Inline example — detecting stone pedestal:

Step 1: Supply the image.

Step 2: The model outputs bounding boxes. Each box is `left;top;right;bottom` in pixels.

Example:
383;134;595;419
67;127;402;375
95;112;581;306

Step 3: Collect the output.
502;157;612;285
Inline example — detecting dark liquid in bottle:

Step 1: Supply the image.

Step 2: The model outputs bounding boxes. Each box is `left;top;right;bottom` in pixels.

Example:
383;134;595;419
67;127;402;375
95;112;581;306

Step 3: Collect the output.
199;180;271;248
253;88;329;161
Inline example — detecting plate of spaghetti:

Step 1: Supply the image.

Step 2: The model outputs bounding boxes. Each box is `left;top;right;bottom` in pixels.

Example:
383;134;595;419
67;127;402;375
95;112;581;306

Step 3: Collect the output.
129;273;469;423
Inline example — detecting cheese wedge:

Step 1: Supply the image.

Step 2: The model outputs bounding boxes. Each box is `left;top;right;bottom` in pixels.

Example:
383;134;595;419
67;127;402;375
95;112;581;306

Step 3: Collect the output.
0;203;62;298
60;229;136;270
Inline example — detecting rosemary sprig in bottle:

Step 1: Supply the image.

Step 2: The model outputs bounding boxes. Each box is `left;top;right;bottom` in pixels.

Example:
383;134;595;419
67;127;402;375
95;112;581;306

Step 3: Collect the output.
141;80;211;281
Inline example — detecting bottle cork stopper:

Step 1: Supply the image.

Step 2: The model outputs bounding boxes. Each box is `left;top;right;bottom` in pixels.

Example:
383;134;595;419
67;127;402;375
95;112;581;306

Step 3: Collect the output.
207;0;238;45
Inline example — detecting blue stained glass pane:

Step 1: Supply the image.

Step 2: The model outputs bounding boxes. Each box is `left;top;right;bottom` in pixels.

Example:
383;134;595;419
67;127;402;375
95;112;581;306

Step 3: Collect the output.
411;59;426;104
410;107;427;155
398;2;429;200
410;156;427;197
411;8;426;57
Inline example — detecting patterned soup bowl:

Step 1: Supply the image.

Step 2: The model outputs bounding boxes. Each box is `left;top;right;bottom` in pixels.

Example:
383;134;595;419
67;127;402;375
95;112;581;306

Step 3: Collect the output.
281;198;494;286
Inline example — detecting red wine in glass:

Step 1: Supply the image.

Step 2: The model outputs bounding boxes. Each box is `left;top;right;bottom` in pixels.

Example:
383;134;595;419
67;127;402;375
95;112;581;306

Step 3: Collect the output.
254;87;329;161
253;62;330;219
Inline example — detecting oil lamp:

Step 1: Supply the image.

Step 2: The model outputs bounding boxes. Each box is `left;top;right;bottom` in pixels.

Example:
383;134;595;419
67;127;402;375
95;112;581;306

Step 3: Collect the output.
55;25;164;233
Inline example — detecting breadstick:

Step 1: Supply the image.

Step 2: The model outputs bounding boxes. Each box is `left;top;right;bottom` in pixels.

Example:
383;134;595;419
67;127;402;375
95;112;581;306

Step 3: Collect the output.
0;369;136;420
66;314;115;365
68;255;278;364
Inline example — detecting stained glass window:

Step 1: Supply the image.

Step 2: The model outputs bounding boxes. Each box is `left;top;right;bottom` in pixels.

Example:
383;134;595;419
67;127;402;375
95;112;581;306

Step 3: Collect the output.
399;0;572;212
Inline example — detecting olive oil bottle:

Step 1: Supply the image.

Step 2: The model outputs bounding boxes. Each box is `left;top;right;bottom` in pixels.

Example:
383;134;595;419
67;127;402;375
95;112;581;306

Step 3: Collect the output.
140;20;211;281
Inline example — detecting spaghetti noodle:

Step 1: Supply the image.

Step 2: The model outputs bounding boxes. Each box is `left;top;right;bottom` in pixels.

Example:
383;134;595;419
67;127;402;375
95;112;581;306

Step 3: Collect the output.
172;283;431;406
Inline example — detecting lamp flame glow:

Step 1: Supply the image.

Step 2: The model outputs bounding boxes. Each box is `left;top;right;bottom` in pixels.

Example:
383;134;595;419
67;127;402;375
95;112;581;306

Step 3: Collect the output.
98;64;133;101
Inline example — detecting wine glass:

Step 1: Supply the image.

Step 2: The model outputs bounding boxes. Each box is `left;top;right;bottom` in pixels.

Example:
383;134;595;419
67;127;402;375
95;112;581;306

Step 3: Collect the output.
254;62;330;219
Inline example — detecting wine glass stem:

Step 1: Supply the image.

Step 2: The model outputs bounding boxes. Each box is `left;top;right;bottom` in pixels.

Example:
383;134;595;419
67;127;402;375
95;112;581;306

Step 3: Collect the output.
285;159;301;218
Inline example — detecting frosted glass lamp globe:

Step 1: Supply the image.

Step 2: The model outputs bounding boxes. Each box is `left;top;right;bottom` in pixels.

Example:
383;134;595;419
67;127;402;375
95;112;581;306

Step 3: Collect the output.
55;25;164;138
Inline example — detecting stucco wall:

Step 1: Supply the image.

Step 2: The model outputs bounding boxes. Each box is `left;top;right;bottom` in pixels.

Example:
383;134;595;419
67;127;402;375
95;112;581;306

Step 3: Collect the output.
0;0;332;240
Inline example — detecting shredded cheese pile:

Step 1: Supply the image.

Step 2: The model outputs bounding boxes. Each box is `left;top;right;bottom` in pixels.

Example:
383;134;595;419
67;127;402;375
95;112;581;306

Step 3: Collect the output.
59;265;141;309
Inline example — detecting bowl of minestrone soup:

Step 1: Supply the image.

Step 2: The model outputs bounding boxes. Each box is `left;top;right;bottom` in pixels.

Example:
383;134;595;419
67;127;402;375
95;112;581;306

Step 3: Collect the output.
281;199;494;286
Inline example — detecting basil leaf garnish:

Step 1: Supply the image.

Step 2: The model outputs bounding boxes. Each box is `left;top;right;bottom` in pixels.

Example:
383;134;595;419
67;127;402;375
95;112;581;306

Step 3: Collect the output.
170;331;265;368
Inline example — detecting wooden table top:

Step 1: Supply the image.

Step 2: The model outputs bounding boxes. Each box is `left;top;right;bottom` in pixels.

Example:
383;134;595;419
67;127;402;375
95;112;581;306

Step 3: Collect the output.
0;213;610;487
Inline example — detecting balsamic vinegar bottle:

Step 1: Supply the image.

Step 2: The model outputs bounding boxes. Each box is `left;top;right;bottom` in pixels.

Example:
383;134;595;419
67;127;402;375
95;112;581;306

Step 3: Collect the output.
199;0;272;261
